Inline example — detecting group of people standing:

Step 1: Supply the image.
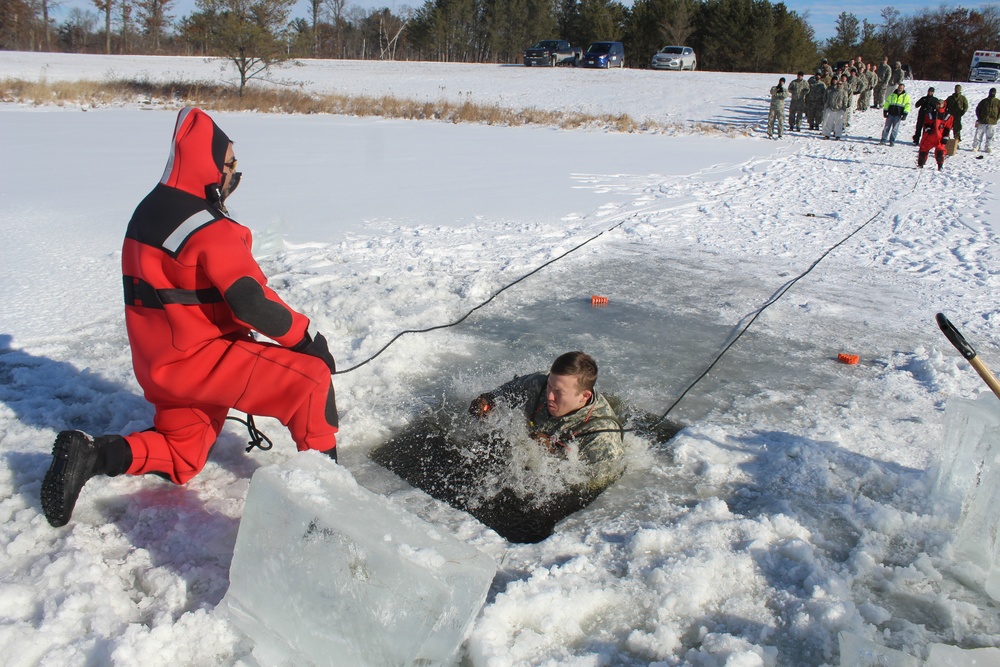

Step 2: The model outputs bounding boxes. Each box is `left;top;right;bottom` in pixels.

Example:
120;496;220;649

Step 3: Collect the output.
766;55;1000;172
768;56;903;140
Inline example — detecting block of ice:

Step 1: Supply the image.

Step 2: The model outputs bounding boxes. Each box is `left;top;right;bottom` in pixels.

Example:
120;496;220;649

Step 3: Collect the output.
838;633;920;667
930;394;1000;521
930;395;1000;601
216;452;497;666
926;643;1000;666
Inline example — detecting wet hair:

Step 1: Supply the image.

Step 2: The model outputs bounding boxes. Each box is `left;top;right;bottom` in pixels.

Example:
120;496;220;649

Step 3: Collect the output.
550;351;598;393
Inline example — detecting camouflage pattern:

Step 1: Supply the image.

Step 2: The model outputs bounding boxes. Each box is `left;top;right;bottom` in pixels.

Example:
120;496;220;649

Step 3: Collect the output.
806;76;827;130
489;372;624;488
822;83;849;139
874;61;892;107
859;67;877;110
767;84;788;138
890;63;904;87
787;76;809;130
947;89;969;141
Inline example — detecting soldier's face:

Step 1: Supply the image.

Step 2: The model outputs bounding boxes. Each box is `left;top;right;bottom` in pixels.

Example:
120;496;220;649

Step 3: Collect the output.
546;373;592;418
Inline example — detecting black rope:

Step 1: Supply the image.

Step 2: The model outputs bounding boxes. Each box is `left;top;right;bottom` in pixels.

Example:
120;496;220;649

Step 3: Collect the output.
226;413;274;452
655;203;894;425
333;217;634;375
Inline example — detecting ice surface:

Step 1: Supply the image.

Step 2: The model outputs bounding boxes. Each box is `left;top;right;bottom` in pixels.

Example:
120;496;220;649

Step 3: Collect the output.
838;633;920;666
926;644;1000;666
216;452;497;666
930;394;1000;601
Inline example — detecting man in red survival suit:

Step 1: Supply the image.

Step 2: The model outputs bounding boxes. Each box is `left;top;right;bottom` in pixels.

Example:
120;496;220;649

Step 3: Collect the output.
41;107;339;528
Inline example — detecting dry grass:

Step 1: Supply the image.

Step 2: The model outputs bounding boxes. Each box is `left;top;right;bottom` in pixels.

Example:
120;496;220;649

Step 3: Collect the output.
0;76;683;134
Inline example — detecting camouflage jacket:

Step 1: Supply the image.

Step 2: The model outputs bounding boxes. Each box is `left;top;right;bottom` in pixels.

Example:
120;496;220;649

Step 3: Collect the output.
488;372;624;486
769;85;788;109
788;79;809;105
947;93;968;118
876;64;892;87
976;96;1000;124
825;86;849;111
807;80;827;106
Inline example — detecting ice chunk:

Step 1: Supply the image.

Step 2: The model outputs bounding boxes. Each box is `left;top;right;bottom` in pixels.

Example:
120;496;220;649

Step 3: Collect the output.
926;643;1000;666
216;452;497;666
930;394;1000;521
930;395;1000;601
838;633;920;667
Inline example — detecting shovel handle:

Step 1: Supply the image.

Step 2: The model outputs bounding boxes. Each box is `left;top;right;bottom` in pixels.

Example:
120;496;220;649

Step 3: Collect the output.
937;312;1000;399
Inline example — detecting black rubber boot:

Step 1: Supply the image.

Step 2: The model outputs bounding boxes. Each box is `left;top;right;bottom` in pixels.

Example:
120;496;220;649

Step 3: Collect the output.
41;431;131;527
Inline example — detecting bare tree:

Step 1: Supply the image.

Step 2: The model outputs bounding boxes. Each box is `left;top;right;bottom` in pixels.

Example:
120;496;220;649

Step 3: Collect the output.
324;0;345;57
133;0;173;51
91;0;113;53
378;6;409;60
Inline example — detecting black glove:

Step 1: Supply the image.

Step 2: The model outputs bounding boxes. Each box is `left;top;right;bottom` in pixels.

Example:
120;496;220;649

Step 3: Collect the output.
468;394;495;419
901;113;907;121
293;331;336;373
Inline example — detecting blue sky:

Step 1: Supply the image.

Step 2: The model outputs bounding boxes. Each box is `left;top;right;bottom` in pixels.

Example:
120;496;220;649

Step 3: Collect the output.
54;0;988;44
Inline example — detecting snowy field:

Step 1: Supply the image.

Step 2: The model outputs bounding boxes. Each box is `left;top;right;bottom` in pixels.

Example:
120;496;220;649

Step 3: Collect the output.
3;51;1000;666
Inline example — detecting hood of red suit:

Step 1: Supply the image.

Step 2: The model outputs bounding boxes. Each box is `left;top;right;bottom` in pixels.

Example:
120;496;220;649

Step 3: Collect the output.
158;107;231;199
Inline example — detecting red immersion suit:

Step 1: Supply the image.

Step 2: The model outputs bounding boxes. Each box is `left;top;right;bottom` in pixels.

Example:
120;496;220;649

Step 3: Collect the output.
120;108;338;484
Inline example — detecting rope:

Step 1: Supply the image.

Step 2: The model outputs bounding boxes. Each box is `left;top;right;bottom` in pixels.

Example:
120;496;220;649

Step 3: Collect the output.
226;413;274;452
333;215;636;375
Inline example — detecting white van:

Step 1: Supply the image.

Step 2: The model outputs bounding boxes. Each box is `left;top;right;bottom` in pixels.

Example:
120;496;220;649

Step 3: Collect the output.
970;50;1000;82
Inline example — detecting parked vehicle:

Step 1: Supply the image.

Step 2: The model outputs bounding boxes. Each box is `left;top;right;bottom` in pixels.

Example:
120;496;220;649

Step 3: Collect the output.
650;45;697;71
523;40;582;67
580;42;625;69
970;50;1000;82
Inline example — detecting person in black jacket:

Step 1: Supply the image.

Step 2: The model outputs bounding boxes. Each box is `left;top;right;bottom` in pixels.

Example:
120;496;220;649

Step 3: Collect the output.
912;87;939;145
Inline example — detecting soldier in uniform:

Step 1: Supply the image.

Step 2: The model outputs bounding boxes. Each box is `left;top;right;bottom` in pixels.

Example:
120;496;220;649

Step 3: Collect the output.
874;57;892;109
468;351;624;490
890;61;905;87
946;84;969;143
767;77;788;138
787;71;810;132
806;73;827;130
973;88;1000;153
823;77;849;140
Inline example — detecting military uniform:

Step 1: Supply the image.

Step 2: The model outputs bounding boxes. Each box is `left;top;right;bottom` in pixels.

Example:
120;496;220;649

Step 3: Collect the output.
485;372;625;488
787;76;809;131
946;89;969;142
806;76;827;130
823;83;849;139
768;83;788;138
874;61;892;108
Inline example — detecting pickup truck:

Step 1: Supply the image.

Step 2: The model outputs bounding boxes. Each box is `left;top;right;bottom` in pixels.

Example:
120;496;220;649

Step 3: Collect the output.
523;40;582;67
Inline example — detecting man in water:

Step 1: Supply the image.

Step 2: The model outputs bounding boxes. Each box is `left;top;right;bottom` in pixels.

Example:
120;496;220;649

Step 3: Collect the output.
469;350;624;488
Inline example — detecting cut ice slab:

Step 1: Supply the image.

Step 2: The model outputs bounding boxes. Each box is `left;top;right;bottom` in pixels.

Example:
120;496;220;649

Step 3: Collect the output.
838;633;920;667
216;451;497;667
927;643;1000;666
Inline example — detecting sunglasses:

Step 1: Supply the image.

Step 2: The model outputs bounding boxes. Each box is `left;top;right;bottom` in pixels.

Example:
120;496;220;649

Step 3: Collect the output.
224;157;238;171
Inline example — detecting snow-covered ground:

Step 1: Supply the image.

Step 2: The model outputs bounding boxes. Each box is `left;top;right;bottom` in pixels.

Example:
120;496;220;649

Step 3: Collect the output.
2;51;1000;666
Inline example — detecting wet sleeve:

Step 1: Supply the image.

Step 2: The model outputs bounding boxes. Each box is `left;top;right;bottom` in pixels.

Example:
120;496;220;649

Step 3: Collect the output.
491;373;547;411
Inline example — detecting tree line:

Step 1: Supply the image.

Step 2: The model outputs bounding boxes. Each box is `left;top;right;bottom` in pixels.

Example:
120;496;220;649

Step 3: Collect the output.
2;0;999;81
